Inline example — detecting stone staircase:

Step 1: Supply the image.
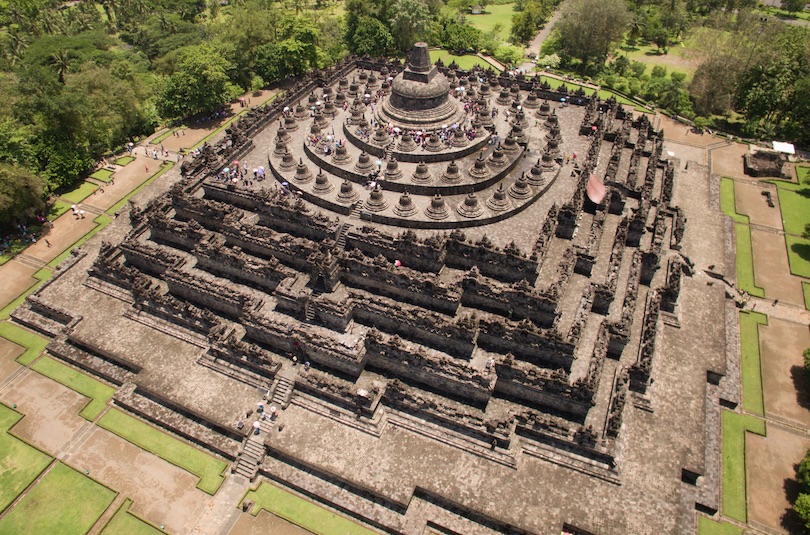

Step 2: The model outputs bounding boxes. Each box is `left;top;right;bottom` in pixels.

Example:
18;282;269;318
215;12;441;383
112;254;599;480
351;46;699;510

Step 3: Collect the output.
304;300;316;322
351;200;365;218
335;222;351;249
271;375;294;408
232;433;265;481
14;254;48;270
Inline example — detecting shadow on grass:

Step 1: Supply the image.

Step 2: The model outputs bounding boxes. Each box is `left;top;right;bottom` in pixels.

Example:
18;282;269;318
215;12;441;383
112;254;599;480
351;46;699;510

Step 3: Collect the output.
792;242;810;262
790;365;810;411
794;188;810;198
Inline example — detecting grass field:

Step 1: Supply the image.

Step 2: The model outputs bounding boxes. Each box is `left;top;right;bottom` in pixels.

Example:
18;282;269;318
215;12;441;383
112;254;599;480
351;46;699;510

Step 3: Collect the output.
429;50;491;70
114;156;135;166
785;235;810;279
30;357;115;420
0;322;48;365
698;515;743;535
722;410;766;523
734;222;765;298
467;3;514;42
798;165;810;185
623;41;698;84
100;498;165;535
0;462;116;535
0;404;53;514
151;128;180;145
244;481;379;535
720;178;749;224
739;311;767;416
90;169;115;182
774;186;810;237
59;182;99;204
97;409;227;495
48;200;72;221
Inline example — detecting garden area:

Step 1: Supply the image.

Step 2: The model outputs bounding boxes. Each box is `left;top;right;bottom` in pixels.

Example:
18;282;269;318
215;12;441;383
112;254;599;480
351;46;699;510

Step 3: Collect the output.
0;462;116;535
97;409;228;495
244;481;379;535
0;404;53;514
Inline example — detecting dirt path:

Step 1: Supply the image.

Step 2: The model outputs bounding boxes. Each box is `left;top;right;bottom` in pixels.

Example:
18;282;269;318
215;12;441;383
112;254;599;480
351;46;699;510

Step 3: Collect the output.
519;0;567;71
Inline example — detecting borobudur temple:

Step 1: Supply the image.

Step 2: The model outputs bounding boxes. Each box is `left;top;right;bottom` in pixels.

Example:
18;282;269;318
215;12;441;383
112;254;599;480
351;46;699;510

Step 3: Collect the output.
14;44;731;535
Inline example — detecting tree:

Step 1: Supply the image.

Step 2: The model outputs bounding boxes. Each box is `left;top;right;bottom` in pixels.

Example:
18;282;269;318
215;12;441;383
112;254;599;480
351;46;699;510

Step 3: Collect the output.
389;0;433;52
493;44;523;67
796;493;810;531
555;0;630;73
0;162;45;228
804;347;810;371
441;21;480;52
352;16;395;56
157;44;239;118
510;0;552;45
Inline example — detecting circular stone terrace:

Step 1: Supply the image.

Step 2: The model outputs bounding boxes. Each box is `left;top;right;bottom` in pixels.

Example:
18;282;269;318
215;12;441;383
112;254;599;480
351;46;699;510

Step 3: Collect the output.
214;44;597;230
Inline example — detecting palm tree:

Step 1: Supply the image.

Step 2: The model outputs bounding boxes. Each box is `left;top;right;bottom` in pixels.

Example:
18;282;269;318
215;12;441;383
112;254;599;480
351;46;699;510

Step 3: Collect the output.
50;49;75;84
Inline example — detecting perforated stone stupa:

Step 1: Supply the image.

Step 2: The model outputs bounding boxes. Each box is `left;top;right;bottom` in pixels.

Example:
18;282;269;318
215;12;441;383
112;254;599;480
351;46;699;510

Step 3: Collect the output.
14;45;728;535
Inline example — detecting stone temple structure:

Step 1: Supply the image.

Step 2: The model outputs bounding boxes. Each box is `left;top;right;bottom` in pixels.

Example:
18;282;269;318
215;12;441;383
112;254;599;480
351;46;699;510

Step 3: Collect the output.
15;45;731;534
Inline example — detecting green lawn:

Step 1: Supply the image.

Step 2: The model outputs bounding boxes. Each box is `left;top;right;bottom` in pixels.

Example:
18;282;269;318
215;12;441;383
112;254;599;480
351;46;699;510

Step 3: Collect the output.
114;156;135;166
0;322;48;365
739;311;767;416
100;498;165;535
97;409;227;495
106;163;175;215
30;357;115;420
90;169;115;182
698;515;743;535
774;186;810;237
59;182;99;204
467;3;514;42
0;404;53;514
151;128;177;145
720;178;749;224
785;235;810;279
429;50;491;71
244;481;379;535
623;42;696;84
0;268;53;320
47;213;112;268
48;200;72;221
0;462;116;535
797;165;810;185
734;222;765;298
722;410;766;523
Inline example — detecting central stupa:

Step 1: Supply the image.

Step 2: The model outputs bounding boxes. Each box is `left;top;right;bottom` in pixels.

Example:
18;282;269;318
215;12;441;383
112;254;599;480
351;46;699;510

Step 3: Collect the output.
376;42;465;130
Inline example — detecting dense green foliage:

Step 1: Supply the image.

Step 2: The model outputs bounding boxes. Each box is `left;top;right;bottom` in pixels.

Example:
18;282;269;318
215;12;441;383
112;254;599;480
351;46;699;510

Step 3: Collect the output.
796;449;810;530
540;0;809;144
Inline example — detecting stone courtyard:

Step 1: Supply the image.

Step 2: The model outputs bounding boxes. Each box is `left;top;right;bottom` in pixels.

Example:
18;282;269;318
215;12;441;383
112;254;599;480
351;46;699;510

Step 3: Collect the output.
8;45;733;535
